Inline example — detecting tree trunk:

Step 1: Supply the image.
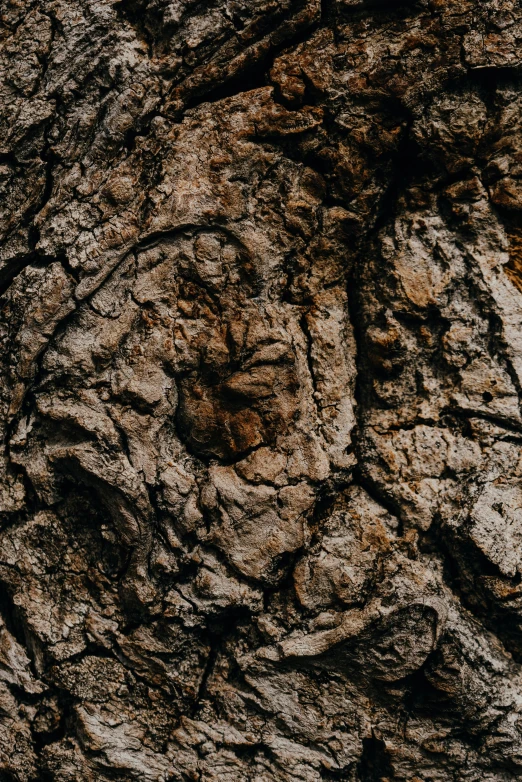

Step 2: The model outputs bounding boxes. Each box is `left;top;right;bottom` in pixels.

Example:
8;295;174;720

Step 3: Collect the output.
1;0;522;779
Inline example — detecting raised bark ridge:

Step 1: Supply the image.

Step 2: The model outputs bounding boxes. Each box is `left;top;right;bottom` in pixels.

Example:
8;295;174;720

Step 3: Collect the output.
1;0;522;779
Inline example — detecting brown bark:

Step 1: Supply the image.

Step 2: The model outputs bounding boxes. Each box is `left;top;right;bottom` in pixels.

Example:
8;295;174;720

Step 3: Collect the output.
1;0;522;779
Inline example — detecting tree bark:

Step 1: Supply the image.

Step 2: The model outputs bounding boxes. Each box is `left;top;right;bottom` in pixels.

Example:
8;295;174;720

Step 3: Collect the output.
1;0;522;779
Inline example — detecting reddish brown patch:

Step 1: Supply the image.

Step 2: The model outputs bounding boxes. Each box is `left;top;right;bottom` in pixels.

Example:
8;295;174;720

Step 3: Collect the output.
504;227;522;293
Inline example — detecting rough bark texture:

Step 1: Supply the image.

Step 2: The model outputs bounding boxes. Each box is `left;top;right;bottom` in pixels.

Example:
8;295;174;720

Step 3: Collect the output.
3;0;522;779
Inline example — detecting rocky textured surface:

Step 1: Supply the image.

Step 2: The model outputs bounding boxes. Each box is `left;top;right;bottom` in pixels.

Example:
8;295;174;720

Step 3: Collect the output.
2;0;522;779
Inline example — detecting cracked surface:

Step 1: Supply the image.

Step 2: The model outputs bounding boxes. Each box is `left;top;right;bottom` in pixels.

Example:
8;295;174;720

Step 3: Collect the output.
3;0;522;779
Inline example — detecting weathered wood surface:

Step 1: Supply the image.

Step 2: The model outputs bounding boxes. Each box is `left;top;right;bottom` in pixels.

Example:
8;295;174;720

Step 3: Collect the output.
1;0;522;779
